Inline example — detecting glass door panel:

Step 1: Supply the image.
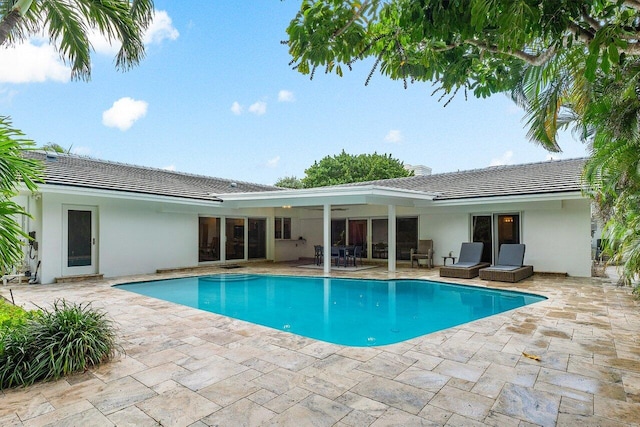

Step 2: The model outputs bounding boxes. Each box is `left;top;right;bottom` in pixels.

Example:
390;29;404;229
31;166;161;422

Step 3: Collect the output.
472;215;493;264
331;219;346;246
199;217;221;262
62;205;97;276
497;214;520;251
248;218;266;259
371;219;388;259
348;219;367;257
225;218;245;260
396;217;418;260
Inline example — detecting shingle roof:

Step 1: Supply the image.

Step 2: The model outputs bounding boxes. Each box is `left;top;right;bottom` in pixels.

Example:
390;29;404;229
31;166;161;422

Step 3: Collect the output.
26;152;587;203
340;158;587;200
25;151;281;202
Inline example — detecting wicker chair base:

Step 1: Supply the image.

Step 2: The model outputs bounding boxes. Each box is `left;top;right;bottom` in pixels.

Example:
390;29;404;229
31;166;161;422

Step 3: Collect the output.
439;263;491;279
479;265;534;283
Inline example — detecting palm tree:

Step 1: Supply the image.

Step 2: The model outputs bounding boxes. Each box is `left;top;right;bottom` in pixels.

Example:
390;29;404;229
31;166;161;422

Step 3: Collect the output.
0;117;42;275
0;0;154;273
0;0;154;80
514;48;640;288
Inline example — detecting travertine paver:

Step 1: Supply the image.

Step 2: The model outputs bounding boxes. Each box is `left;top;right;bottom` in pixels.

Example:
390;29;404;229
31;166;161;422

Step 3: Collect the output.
1;262;640;426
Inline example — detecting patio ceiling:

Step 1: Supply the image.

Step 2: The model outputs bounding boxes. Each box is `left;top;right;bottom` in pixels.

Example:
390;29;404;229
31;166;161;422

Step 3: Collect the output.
215;185;439;209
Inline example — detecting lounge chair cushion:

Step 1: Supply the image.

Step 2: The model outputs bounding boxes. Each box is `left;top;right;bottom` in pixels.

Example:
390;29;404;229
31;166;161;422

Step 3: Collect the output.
457;242;484;264
496;244;526;267
450;261;479;268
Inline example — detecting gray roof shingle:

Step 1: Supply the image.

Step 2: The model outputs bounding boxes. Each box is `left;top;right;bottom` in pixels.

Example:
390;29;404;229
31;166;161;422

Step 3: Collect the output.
339;158;587;200
26;152;281;202
26;152;586;203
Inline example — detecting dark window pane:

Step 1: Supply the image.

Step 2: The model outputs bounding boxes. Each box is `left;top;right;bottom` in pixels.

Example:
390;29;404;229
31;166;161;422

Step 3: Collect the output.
68;210;91;267
249;218;266;259
199;217;220;262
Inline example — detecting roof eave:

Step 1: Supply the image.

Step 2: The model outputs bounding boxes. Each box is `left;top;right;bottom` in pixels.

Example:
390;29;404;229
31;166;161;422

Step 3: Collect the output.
20;183;224;206
423;190;586;207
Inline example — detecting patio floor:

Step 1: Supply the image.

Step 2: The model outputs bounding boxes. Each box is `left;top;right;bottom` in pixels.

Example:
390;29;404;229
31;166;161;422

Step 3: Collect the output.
1;263;639;426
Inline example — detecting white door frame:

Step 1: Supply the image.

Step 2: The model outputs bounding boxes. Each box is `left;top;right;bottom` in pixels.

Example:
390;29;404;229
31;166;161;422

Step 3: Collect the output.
62;205;98;276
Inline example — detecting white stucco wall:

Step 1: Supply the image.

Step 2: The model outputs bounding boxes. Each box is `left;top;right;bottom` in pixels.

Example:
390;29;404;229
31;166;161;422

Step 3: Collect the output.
23;186;592;283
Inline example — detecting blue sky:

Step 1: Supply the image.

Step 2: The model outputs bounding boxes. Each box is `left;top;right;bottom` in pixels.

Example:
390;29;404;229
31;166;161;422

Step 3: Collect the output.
1;1;588;185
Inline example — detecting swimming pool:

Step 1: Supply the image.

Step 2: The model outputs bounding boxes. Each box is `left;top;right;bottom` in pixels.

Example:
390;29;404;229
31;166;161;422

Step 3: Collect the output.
116;274;546;347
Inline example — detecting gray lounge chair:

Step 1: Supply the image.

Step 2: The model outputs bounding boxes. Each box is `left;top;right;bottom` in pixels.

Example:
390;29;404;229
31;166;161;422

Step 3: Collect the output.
479;243;533;282
439;242;490;278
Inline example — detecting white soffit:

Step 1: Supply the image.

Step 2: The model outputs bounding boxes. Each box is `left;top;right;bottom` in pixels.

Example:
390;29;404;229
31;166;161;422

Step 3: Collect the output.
217;185;438;208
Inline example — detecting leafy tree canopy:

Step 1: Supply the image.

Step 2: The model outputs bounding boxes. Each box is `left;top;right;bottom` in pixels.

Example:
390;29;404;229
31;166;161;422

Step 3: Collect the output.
302;150;412;188
275;176;304;189
287;1;638;105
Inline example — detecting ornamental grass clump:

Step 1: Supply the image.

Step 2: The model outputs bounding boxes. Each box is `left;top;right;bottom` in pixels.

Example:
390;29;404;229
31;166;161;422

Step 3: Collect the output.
0;299;119;389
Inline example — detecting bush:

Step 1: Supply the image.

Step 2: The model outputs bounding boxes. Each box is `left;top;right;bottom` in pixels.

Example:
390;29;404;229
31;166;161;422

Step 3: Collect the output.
0;298;35;332
0;299;119;389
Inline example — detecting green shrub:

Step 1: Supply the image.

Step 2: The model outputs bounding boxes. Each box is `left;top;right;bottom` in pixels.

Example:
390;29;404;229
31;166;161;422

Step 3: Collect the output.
0;298;36;332
0;299;119;389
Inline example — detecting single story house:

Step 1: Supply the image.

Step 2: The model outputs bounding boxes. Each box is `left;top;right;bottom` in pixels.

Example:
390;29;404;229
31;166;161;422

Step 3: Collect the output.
13;152;591;284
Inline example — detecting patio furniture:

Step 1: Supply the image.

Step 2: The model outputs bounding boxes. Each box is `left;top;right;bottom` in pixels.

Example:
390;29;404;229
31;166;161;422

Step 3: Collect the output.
479;243;533;283
410;239;434;268
442;255;456;266
346;246;363;267
314;245;323;265
439;242;490;279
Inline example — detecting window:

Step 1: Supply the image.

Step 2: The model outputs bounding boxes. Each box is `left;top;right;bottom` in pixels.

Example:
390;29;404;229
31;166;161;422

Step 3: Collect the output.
275;217;291;239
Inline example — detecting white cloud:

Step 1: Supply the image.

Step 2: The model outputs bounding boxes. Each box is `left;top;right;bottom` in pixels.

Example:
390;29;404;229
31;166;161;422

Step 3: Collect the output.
0;39;70;83
102;97;148;131
545;153;562;161
249;101;267;115
384;130;403;144
144;10;180;45
267;156;280;168
278;90;295;102
163;165;176;171
231;101;243;115
71;146;93;156
0;10;179;84
490;150;514;166
90;9;179;55
0;87;19;104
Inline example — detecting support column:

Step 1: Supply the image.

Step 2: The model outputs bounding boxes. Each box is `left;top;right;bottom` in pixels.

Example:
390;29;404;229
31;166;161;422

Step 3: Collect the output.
323;204;331;275
388;204;396;272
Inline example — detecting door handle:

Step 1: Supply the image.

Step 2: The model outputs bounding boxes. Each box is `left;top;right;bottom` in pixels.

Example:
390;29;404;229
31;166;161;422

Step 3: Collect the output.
92;238;95;245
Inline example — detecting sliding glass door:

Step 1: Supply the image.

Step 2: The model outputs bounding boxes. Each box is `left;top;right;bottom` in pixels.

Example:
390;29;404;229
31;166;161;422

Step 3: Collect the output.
248;218;266;259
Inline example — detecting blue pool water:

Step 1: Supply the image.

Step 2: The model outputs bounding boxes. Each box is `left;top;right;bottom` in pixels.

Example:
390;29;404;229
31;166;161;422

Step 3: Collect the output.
115;274;545;347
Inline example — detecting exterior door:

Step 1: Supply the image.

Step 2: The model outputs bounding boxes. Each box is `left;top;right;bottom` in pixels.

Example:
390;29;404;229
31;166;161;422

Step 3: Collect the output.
62;206;97;276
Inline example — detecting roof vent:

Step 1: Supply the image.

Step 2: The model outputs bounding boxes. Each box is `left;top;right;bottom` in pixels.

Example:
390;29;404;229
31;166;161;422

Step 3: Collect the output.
45;152;58;162
229;182;237;188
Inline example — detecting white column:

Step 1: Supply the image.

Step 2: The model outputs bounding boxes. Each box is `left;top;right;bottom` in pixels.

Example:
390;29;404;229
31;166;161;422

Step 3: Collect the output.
388;204;396;272
323;204;331;275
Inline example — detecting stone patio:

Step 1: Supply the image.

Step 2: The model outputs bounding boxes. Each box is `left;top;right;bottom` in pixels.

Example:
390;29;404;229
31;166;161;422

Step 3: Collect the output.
1;263;639;426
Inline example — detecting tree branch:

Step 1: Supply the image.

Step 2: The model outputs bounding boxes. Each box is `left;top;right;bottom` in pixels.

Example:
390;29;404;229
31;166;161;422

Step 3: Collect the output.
332;0;370;39
464;39;557;66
